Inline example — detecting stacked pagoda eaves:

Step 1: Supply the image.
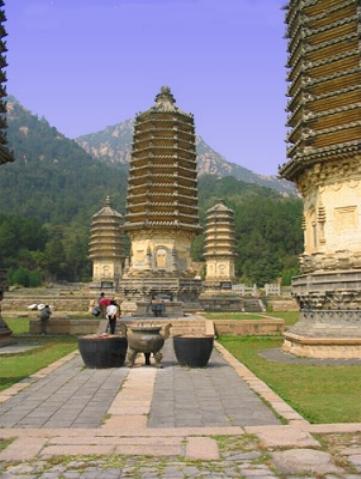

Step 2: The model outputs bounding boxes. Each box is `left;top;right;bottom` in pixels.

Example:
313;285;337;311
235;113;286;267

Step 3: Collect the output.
204;202;236;258
89;196;124;261
0;1;12;165
124;86;201;233
280;0;361;181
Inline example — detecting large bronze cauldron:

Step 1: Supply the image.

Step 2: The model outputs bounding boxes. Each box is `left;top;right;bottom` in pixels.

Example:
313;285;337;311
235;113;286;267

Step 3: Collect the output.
127;324;171;367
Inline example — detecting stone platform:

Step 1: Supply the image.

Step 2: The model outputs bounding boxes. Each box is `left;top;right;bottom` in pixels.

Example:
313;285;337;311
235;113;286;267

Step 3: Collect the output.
286;270;361;358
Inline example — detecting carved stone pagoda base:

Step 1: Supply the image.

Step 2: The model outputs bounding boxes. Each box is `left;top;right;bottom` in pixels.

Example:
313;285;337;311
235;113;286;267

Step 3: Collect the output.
119;274;202;315
283;269;361;359
133;301;184;318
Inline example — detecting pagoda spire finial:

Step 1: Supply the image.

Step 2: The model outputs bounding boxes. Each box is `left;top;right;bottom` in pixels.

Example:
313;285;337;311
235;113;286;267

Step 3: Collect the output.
154;86;177;112
104;195;111;207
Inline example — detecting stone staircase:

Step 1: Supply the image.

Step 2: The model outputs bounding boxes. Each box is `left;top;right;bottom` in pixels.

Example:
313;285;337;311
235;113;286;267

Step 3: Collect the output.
243;298;266;313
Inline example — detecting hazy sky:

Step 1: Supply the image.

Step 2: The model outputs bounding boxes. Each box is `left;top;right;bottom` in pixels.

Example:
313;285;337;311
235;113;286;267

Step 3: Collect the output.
6;0;287;175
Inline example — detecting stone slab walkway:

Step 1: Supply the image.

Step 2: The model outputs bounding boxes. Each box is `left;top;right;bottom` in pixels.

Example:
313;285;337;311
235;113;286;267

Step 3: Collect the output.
148;341;279;428
0;356;128;428
2;430;361;478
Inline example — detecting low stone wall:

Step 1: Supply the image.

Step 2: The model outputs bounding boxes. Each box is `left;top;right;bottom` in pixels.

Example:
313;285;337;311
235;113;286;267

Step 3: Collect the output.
30;318;100;335
213;319;284;336
29;316;208;336
3;296;95;312
29;316;284;337
267;298;298;311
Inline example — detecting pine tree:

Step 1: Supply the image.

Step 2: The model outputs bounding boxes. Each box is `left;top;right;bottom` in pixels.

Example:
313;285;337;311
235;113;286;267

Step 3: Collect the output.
0;0;12;164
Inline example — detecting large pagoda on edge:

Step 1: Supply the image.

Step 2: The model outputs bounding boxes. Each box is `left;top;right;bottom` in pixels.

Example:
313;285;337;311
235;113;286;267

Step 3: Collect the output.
120;86;202;303
0;0;11;165
280;0;361;358
0;0;14;347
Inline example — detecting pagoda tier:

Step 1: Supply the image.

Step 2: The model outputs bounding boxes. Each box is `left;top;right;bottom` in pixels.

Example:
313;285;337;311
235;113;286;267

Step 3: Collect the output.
89;196;125;285
204;202;236;282
279;0;361;359
280;0;361;179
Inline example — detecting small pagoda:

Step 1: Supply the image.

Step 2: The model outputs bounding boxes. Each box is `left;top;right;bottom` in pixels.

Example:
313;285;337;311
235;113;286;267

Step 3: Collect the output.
120;86;202;306
280;0;361;358
204;201;236;285
200;202;240;311
89;196;125;290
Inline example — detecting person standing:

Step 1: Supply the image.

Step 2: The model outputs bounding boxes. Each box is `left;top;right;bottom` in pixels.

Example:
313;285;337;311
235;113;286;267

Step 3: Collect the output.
98;292;111;318
38;304;52;335
106;300;118;335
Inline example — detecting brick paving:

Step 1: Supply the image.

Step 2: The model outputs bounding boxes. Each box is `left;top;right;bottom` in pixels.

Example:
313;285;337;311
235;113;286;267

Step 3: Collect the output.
148;342;279;428
0;356;128;428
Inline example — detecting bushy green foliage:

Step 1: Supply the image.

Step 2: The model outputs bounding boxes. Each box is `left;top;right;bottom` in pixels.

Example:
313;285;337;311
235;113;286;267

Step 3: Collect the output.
8;267;42;287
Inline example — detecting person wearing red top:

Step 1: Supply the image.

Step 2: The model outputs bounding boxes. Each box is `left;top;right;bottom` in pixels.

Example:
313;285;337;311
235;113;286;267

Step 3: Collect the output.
98;292;111;318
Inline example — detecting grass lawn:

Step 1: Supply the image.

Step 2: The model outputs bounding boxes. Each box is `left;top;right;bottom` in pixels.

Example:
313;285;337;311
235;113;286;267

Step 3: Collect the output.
264;311;299;327
219;335;361;424
205;311;299;328
0;317;77;392
4;317;30;335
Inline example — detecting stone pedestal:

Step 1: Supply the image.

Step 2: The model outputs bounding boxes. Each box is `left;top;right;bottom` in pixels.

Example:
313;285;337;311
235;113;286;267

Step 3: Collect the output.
199;288;242;312
283;269;361;358
135;301;184;318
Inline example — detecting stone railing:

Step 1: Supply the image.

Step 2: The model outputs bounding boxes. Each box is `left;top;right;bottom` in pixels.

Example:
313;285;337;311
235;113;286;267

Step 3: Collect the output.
232;284;258;297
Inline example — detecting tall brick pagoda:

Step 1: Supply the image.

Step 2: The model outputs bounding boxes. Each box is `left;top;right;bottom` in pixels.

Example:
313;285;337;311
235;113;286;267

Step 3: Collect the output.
204;202;236;285
89;196;125;290
120;86;202;305
280;0;361;357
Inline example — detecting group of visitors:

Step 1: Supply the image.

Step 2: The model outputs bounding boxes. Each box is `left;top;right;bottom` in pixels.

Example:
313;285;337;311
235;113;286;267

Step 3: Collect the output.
94;292;120;335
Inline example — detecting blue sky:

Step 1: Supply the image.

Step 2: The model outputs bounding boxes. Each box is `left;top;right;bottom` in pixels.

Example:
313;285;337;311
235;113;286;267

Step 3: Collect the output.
6;0;287;174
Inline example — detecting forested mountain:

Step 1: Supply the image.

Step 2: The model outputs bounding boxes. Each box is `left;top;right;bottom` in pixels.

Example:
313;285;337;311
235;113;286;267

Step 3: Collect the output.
0;98;128;284
0;97;303;286
76;120;296;196
2;97;128;223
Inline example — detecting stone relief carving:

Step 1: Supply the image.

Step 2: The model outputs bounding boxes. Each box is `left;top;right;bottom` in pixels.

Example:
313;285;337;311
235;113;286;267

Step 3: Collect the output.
334;206;358;234
297;156;361;195
300;249;361;274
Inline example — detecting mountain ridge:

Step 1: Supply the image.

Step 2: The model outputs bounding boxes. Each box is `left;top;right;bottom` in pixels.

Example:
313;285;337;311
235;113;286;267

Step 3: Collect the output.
76;119;296;196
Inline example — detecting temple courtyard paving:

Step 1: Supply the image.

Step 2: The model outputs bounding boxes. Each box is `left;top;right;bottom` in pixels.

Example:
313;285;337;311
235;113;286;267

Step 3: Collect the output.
0;340;361;477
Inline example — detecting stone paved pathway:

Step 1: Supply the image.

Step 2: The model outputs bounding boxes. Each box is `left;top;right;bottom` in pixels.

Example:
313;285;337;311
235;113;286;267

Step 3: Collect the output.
1;431;361;478
149;342;279;428
0;356;128;428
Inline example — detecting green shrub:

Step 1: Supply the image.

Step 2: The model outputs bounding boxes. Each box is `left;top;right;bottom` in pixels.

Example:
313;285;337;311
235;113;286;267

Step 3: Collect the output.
8;267;42;287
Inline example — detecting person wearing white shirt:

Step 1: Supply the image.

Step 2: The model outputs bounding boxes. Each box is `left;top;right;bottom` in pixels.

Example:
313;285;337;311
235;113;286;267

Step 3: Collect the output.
106;300;118;334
